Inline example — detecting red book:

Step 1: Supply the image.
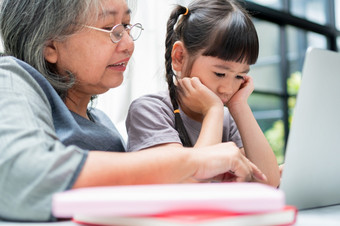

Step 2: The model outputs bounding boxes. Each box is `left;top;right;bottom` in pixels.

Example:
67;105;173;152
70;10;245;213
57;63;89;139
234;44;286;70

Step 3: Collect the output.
72;206;297;226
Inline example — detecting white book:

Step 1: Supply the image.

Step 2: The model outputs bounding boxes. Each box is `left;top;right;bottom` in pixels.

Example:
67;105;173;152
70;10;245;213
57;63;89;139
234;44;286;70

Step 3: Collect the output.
52;183;286;219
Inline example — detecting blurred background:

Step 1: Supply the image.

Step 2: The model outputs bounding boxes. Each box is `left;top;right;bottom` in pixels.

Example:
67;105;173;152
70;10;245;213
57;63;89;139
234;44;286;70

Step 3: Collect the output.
2;0;339;164
97;0;340;164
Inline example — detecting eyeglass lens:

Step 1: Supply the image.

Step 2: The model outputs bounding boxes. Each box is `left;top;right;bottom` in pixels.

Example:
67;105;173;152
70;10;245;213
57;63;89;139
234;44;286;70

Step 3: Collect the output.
110;24;143;43
129;24;143;41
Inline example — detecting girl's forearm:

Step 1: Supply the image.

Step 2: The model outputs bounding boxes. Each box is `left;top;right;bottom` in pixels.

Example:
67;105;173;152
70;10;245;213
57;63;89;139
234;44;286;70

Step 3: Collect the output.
194;106;224;147
229;103;280;187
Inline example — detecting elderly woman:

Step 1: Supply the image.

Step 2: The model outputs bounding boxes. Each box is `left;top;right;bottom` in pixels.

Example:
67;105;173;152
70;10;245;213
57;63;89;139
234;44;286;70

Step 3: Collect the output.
0;0;265;222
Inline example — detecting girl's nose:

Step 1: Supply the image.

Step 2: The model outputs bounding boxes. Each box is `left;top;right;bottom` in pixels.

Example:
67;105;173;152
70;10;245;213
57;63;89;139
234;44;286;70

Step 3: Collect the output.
218;80;234;95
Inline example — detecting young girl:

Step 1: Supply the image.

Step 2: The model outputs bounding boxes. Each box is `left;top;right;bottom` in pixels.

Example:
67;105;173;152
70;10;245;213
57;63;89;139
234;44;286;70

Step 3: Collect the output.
126;0;280;187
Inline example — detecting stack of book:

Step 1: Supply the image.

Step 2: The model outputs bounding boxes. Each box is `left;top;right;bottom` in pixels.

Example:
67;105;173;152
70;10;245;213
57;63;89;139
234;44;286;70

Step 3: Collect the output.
52;183;297;226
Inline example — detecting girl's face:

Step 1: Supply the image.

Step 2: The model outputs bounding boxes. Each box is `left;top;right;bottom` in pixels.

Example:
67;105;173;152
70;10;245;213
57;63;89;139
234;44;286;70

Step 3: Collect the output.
45;0;134;97
187;56;250;105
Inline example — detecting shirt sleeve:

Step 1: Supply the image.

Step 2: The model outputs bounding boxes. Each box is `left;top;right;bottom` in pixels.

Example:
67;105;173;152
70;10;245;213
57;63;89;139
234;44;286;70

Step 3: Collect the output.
0;58;88;222
125;94;182;152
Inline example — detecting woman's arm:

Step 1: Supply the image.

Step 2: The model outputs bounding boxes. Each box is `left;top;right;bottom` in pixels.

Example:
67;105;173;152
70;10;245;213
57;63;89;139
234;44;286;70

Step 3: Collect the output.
0;58;87;221
72;142;267;188
227;76;280;187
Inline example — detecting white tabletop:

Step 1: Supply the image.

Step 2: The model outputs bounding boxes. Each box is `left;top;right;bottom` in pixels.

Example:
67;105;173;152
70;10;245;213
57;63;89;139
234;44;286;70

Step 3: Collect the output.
1;204;340;226
294;204;340;226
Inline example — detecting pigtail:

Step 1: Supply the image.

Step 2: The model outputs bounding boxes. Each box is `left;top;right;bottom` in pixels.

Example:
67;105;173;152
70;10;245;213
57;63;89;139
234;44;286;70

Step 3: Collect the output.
165;5;192;147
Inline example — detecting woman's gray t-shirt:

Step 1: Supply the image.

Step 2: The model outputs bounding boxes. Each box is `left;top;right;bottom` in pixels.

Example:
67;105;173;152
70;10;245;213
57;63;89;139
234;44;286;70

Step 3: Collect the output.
0;56;125;222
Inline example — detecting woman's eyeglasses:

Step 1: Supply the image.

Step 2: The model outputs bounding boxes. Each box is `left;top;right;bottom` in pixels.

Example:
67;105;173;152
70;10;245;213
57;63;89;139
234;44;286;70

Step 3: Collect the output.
85;23;144;44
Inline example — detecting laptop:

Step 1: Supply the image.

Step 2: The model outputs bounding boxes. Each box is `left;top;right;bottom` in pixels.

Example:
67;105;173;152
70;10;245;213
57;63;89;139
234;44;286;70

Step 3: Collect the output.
280;47;340;210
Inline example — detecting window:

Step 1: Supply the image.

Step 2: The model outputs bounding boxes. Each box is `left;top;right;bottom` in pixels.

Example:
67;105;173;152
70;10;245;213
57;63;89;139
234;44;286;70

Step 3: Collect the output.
243;0;338;163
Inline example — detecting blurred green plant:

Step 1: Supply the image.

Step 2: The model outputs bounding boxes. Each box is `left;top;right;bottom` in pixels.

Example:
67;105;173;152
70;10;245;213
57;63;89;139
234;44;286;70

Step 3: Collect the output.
264;120;285;164
287;71;302;95
264;71;302;164
287;71;301;124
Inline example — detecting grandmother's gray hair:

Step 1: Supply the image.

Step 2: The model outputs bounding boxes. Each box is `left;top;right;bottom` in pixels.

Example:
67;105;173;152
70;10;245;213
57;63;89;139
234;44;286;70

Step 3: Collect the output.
0;0;104;99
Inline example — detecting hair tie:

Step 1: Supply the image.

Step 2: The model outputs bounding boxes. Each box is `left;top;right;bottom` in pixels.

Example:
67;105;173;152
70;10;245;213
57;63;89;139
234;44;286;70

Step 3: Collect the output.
174;109;180;114
183;7;189;16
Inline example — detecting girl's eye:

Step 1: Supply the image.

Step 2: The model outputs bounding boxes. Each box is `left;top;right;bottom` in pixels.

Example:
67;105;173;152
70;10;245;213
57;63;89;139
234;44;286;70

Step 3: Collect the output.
214;72;225;77
236;75;245;80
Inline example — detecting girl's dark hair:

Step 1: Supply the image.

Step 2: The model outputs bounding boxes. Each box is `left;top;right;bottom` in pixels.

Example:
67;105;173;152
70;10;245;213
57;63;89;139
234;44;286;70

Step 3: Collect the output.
165;0;259;147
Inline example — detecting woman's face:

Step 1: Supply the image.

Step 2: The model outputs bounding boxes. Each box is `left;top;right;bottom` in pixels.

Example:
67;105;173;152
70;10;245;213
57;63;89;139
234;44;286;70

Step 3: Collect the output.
46;0;134;97
187;56;250;105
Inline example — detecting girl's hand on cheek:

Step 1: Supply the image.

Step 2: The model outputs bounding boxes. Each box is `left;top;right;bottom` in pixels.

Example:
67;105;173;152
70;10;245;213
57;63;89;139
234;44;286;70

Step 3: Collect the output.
227;75;254;110
178;77;223;116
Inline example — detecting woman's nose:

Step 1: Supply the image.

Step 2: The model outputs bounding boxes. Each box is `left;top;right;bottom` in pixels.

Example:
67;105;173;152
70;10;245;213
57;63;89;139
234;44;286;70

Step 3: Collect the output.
116;32;134;54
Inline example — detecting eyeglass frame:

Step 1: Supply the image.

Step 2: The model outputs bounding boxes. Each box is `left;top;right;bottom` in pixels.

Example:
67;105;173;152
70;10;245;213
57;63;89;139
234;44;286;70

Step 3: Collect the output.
84;23;144;44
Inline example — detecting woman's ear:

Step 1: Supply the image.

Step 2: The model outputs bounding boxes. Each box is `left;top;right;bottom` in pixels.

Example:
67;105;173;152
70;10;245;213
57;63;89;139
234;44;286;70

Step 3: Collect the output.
43;41;58;64
171;41;186;72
